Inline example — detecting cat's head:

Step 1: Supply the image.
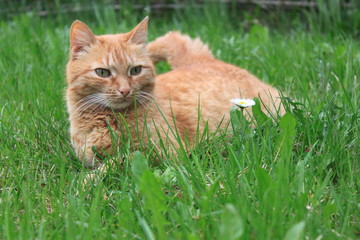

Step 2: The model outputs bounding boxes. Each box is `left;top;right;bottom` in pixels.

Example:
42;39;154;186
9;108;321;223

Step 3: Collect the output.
66;17;154;111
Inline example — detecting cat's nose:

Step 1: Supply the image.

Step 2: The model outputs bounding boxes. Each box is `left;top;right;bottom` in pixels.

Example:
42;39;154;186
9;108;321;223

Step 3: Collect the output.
118;88;130;97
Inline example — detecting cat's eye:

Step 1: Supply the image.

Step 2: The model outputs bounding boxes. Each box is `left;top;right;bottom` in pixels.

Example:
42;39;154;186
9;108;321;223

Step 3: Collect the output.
95;68;111;78
129;66;142;76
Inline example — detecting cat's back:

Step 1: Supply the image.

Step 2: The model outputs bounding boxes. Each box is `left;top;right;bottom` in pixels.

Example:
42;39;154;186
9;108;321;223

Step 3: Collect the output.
148;31;283;132
154;59;279;109
147;31;281;107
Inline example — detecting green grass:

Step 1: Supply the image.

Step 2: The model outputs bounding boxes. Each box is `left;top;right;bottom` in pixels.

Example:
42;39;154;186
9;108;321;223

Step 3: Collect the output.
0;3;359;240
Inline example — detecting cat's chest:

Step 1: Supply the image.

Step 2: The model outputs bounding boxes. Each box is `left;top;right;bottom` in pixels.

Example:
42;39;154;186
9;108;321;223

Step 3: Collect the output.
73;112;117;132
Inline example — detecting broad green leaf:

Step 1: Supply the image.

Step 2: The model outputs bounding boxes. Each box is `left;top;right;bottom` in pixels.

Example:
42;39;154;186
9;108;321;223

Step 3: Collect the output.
140;171;167;212
219;204;244;240
252;98;271;127
131;151;149;181
230;106;249;135
118;196;135;229
255;168;272;196
140;171;168;239
230;106;242;130
276;113;297;160
131;151;168;239
284;221;305;240
136;211;156;240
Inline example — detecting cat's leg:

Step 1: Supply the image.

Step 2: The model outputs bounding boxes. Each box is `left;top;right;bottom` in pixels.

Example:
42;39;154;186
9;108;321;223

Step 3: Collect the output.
72;127;114;168
80;127;123;186
82;161;115;186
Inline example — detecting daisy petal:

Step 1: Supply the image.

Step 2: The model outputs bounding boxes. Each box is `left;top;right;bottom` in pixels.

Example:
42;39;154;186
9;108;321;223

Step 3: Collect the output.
230;98;256;108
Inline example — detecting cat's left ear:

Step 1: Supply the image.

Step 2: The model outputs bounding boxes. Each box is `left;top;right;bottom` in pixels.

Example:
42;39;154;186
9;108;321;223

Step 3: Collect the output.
127;16;149;45
70;20;96;53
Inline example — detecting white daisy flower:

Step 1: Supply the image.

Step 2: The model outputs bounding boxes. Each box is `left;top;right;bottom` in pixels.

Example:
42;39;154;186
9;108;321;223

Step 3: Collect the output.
230;98;256;108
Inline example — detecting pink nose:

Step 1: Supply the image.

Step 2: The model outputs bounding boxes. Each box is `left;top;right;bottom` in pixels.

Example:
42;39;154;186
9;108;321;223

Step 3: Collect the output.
118;88;130;97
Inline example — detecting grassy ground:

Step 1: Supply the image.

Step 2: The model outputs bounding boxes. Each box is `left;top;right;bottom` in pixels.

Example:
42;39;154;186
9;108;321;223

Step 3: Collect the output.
0;3;359;240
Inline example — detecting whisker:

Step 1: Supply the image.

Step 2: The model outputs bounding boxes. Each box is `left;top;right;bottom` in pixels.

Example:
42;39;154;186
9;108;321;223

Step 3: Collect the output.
75;100;97;115
136;96;148;103
73;93;108;116
100;93;119;97
75;94;102;105
72;91;156;116
135;98;146;108
78;102;98;116
138;94;153;103
75;98;102;115
88;100;108;115
138;90;155;99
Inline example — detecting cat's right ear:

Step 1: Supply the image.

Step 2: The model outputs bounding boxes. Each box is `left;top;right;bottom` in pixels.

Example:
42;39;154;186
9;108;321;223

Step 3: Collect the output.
69;20;96;54
127;16;149;45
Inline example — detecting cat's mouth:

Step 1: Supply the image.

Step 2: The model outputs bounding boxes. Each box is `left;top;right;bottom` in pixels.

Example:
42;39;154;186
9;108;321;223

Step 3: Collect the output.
108;98;133;110
106;91;154;110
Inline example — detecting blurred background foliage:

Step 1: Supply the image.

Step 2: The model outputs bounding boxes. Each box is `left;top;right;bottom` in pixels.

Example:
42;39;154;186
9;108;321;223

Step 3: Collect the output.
0;0;359;36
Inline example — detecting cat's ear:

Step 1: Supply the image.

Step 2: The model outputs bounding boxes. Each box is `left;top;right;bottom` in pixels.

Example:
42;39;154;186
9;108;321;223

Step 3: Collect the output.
127;16;149;45
69;20;96;53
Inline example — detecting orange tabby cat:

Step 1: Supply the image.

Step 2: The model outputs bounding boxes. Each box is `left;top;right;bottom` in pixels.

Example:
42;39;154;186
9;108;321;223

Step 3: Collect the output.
66;17;283;167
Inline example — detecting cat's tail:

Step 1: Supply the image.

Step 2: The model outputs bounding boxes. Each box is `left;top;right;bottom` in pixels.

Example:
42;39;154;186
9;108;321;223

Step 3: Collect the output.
147;31;214;69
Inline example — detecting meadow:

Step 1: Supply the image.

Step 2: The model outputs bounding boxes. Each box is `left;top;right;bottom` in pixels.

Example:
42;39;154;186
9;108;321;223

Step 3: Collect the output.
0;2;359;239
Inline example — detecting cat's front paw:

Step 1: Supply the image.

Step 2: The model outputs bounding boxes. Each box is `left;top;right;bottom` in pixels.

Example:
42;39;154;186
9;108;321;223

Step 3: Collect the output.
74;146;99;168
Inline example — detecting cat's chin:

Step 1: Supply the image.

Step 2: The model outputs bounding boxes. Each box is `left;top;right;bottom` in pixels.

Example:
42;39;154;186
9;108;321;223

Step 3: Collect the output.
109;101;133;110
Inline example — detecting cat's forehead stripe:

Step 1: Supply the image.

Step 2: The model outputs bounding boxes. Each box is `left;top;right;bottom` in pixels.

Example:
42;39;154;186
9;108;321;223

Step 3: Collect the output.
101;56;107;66
108;52;115;66
125;54;132;64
